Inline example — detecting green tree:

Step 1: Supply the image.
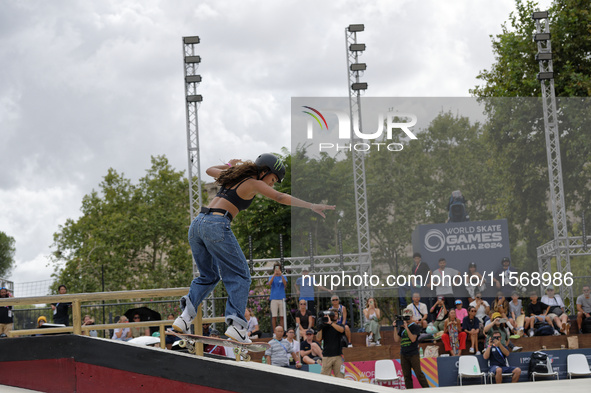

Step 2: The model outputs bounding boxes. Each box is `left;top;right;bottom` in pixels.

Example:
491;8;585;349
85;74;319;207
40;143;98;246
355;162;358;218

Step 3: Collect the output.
50;155;201;293
472;0;591;271
0;232;16;278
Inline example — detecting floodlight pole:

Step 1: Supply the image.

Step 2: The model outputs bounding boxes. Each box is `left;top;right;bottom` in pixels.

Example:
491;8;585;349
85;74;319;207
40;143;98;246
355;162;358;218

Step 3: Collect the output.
532;12;574;311
345;24;373;320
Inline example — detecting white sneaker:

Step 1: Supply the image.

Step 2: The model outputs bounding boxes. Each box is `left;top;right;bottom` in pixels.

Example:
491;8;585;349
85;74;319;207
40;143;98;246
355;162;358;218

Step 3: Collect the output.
225;325;252;344
172;316;191;334
476;351;481;355
469;347;475;353
512;346;522;352
529;330;535;337
375;340;381;346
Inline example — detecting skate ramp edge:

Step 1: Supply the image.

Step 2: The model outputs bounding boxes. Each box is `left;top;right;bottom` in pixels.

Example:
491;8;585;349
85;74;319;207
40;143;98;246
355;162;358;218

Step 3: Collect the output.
0;335;391;393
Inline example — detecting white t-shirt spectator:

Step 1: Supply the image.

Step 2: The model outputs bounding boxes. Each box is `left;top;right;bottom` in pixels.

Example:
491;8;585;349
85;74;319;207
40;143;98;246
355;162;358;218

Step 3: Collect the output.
405;302;428;323
432;268;460;296
469;300;490;322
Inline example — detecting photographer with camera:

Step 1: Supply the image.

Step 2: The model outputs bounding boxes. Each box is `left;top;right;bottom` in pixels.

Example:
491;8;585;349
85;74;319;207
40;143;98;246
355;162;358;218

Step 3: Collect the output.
315;309;345;378
483;332;521;383
393;309;429;389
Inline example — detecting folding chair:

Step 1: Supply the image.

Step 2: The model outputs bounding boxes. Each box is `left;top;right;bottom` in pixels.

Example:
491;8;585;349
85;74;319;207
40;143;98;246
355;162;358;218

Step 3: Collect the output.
488;358;513;384
457;355;486;386
374;359;400;385
567;353;591;379
532;356;558;381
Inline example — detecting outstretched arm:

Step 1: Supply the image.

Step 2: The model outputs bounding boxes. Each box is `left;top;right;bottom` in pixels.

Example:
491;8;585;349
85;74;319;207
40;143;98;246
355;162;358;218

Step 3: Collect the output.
252;181;335;218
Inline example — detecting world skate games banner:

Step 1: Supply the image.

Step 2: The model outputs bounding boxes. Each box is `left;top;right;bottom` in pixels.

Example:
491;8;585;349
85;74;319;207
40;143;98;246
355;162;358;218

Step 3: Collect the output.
412;219;510;274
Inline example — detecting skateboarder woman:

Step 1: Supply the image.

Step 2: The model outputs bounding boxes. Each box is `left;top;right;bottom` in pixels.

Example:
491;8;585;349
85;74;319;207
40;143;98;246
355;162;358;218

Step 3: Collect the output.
173;153;334;343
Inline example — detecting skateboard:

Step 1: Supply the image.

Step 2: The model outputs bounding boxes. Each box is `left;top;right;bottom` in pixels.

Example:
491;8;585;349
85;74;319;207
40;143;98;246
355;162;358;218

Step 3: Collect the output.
166;331;270;361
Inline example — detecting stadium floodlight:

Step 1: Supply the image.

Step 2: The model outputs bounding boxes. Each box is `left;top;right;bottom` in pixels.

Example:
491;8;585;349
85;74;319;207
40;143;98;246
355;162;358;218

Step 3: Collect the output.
351;83;368;91
348;24;364;32
350;63;367;71
532;11;549;20
184;55;201;64
186;94;203;102
183;36;200;44
535;53;553;61
534;33;551;41
185;75;202;83
349;43;366;52
537;72;554;80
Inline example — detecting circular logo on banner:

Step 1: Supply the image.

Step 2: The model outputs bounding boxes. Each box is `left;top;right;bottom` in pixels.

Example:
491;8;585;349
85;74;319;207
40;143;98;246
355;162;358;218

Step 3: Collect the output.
424;229;445;252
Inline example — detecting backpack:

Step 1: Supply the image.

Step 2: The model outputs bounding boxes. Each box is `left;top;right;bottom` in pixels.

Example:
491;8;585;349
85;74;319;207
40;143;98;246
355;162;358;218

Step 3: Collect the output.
534;322;554;336
582;317;591;334
528;351;549;380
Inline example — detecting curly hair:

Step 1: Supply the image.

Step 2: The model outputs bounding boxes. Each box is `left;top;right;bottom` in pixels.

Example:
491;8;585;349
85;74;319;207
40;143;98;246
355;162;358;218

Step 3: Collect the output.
215;161;260;188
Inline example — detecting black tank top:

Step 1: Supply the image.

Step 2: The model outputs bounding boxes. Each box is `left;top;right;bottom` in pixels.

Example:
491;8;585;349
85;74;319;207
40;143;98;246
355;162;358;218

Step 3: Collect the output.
215;177;255;211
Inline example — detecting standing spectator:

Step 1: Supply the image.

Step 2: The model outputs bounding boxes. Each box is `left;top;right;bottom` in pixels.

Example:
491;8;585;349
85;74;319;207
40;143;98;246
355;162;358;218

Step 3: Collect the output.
316;309;345;378
576;285;591;334
265;325;301;368
541;285;570;334
398;252;431;309
285;327;301;367
429;296;447;332
462;306;482;355
51;284;71;325
245;307;261;339
469;292;490;325
267;262;287;332
405;292;428;329
295;267;332;315
483;332;521;383
112;316;132;341
493;257;518;296
441;309;466;356
393;309;429;389
525;292;550;337
454;299;468;322
508;292;528;337
331;296;352;347
464;262;485;303
130;313;150;338
295;300;315;339
363;297;382;345
300;329;323;365
430;258;460;310
0;287;13;337
81;315;98;337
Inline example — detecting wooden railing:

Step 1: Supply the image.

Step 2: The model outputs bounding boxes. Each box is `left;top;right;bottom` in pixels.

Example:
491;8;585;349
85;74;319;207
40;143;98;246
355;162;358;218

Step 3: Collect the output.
0;287;225;355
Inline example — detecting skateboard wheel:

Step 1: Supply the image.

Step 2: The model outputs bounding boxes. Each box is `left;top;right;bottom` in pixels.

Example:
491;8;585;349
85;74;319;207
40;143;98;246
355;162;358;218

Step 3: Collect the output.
179;340;187;348
241;354;251;362
188;345;196;354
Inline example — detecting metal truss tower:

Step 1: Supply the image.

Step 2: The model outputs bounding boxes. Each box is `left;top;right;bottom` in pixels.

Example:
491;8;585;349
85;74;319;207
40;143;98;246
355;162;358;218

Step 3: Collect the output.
532;12;575;311
345;24;373;317
182;36;215;318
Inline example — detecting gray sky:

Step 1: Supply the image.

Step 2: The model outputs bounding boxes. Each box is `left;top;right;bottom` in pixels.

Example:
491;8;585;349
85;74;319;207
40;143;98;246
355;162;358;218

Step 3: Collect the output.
0;0;552;288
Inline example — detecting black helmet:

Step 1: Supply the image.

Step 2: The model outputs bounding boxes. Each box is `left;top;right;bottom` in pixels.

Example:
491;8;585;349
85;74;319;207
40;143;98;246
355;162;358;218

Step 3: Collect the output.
255;153;285;183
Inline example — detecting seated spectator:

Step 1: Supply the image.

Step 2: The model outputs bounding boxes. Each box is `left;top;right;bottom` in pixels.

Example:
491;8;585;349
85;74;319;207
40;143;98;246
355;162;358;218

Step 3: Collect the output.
300;329;323;365
525;292;550;336
576;285;591;334
491;292;509;319
204;329;226;356
484;312;522;352
454;299;468;322
508;292;528;337
285;327;301;366
82;315;98;337
295;300;315;339
541;285;570;334
429;296;448;332
245;307;261;339
130;313;150;338
112;316;132;341
264;326;301;368
462;306;482;354
364;297;382;345
37;316;47;328
483;331;521;383
164;313;180;349
441;309;466;356
405;292;428;330
469;292;490;326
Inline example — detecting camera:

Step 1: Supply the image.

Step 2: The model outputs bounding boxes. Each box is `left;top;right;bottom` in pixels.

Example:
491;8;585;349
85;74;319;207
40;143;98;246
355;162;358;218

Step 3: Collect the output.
395;314;411;322
316;310;336;329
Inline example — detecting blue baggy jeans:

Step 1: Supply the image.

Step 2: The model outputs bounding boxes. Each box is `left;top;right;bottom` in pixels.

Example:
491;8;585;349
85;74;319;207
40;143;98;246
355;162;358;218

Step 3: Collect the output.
182;213;251;329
